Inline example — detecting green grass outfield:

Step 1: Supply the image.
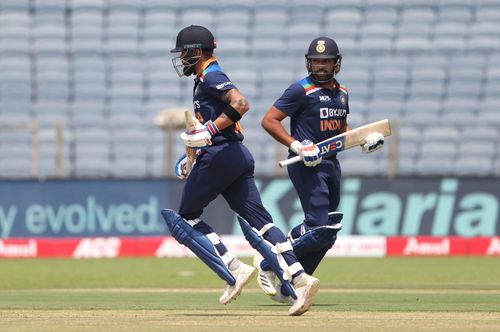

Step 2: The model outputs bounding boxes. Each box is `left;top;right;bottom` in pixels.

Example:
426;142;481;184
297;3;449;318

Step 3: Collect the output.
0;257;499;332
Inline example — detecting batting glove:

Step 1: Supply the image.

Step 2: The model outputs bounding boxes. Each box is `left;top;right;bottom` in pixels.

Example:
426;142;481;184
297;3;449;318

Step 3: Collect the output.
290;139;322;167
174;153;189;179
180;117;219;148
361;132;384;153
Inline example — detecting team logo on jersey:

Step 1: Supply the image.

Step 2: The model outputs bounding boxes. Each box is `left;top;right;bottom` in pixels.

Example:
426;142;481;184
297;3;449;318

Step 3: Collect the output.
319;95;331;102
340;95;346;105
316;40;326;53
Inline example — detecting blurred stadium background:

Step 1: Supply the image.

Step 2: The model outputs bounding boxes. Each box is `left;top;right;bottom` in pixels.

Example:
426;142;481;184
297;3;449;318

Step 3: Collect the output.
0;0;499;178
0;2;499;330
0;0;499;257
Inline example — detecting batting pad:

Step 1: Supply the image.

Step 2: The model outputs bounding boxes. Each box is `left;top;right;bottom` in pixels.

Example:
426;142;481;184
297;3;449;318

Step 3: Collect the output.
237;216;298;299
161;209;236;285
290;212;343;256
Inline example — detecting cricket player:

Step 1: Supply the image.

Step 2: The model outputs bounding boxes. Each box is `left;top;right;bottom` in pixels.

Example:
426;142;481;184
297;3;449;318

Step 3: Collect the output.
256;37;384;303
163;25;320;316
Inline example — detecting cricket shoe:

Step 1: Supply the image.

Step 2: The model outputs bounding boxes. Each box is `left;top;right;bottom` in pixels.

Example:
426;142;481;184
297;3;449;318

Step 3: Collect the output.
219;262;257;305
253;253;278;296
271;285;295;305
288;273;320;316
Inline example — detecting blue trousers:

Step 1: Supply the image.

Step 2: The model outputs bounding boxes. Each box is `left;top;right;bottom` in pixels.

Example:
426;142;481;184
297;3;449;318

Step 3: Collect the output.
286;157;342;274
287;157;341;227
179;141;298;267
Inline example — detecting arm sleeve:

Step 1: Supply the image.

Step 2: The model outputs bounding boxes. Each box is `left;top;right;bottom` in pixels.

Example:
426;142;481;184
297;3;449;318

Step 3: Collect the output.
272;83;306;117
203;71;237;99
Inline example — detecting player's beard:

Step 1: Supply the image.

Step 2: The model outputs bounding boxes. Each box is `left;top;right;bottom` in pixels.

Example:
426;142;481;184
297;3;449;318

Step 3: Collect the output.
182;57;199;76
311;69;334;83
172;50;201;77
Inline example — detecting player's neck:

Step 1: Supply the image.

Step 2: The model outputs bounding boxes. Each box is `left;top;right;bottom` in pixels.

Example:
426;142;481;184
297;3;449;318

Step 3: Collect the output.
318;80;335;90
195;56;217;76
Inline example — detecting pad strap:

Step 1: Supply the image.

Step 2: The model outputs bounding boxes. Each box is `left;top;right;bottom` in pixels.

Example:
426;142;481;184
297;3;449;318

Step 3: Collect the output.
273;241;293;254
237;216;298;299
257;223;275;237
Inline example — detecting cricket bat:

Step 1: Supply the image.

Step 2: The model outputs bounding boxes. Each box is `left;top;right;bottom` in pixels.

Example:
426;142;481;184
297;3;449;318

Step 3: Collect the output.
184;110;197;172
279;119;392;168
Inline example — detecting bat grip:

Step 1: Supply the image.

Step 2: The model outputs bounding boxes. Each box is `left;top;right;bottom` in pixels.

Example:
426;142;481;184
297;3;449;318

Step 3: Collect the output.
278;155;301;168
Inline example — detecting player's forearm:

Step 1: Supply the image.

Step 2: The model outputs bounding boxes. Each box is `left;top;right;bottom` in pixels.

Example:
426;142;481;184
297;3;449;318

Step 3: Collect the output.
215;89;249;130
261;114;294;148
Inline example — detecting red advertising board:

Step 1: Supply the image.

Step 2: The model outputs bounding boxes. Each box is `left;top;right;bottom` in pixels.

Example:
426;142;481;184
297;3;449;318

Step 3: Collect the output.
1;236;500;258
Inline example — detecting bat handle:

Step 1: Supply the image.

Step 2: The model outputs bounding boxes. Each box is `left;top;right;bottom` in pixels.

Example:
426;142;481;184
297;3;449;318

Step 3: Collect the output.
278;155;301;168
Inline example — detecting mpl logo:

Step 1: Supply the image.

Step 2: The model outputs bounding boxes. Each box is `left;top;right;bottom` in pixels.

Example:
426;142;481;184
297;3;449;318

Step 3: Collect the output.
319;95;331;102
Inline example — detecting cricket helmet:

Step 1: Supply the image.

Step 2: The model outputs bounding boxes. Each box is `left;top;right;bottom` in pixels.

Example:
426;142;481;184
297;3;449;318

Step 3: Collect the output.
171;25;217;77
305;37;342;83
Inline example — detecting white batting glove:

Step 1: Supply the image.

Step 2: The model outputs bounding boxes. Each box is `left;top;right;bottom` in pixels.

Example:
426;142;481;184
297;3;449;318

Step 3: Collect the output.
361;132;384;153
180;117;219;148
290;139;322;167
174;153;189;179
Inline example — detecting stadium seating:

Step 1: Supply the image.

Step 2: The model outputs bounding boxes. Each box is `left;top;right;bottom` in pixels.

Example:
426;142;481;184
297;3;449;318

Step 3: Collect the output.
0;1;499;178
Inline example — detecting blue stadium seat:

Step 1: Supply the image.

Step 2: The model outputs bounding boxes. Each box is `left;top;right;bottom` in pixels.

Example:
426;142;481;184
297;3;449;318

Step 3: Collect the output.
74;158;112;178
400;7;437;24
432;35;467;52
415;156;454;176
111;157;148;178
420;141;458;159
360;23;396;40
0;0;30;11
0;25;30;39
325;8;363;25
74;127;111;144
359;35;393;53
439;112;477;126
33;0;66;12
70;0;105;11
395;36;432;53
0;158;33;179
253;7;288;26
454;157;494;176
180;8;215;30
365;7;399;25
217;8;251;26
0;38;31;56
437;1;473;22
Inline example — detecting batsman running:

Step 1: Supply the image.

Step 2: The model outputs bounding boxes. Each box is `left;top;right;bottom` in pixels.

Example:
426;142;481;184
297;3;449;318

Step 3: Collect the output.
164;25;320;316
256;37;385;304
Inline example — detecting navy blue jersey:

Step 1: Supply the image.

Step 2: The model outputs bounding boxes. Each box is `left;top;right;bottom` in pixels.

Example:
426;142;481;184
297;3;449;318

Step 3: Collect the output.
193;57;244;145
273;76;349;144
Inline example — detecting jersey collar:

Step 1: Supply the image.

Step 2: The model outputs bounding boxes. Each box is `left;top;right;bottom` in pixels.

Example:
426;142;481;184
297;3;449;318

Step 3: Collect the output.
196;56;218;79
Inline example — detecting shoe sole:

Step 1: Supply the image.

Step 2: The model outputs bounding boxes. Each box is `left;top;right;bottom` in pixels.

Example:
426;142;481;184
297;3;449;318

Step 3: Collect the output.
288;279;320;316
220;267;257;305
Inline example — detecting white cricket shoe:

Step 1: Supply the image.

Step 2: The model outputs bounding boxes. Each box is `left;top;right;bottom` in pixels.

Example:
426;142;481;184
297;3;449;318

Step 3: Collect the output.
253;253;278;296
288;273;320;316
271;288;295;305
219;262;257;305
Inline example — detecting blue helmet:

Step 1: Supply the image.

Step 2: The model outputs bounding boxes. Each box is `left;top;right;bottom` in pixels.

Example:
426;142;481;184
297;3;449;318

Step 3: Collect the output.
305;37;342;83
